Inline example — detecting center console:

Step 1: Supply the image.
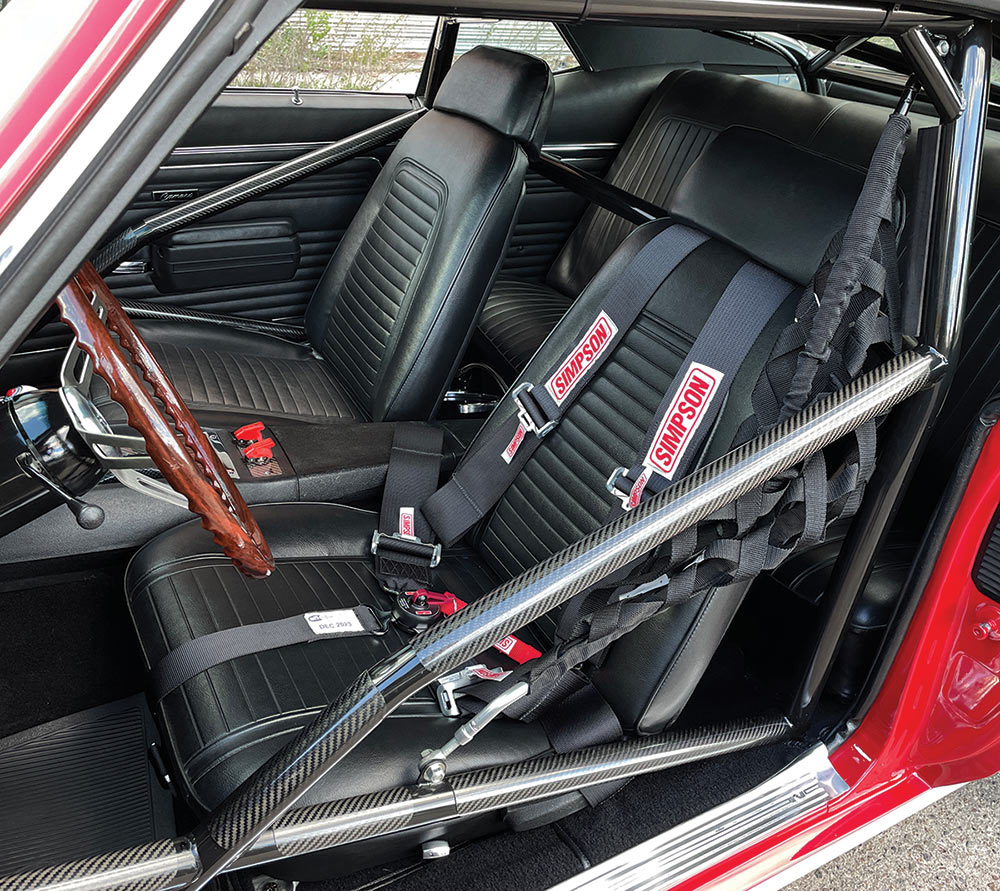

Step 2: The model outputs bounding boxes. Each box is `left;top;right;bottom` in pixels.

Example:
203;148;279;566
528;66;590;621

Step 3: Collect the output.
0;411;484;564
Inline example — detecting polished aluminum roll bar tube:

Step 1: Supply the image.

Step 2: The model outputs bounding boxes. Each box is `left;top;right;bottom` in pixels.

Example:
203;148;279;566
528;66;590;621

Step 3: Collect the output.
897;26;964;121
145;345;939;891
788;22;990;730
90;107;427;275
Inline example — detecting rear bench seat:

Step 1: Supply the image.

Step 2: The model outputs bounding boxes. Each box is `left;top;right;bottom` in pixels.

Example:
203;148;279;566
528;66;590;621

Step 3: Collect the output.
477;68;913;378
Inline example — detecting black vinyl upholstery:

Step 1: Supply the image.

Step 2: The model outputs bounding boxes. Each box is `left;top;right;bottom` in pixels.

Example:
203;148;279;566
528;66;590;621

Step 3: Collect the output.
126;502;551;810
126;47;554;426
128;122;868;813
478;67;910;376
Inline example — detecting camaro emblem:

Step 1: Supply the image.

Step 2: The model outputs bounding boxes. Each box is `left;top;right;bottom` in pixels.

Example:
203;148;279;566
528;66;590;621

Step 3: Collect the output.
546;311;619;405
644;362;724;480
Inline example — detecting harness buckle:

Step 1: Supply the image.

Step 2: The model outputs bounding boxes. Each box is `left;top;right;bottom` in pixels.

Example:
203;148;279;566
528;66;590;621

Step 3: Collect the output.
370;530;442;568
512;382;557;438
434;663;511;716
606;465;649;511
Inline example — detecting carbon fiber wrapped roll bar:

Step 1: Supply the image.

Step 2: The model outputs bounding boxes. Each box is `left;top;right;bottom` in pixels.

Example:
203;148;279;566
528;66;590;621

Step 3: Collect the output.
90;107;427;276
188;346;943;889
0;713;791;891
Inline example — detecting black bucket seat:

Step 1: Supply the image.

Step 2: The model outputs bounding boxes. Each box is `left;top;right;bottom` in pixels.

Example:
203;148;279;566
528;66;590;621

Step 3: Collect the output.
107;46;553;426
476;67;902;379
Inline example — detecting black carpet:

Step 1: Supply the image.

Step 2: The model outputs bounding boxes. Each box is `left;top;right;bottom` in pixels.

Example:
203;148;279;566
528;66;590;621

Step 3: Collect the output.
0;552;143;736
303;741;799;891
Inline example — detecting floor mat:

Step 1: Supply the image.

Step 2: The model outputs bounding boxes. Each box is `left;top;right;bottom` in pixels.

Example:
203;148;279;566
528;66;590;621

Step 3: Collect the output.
0;695;175;876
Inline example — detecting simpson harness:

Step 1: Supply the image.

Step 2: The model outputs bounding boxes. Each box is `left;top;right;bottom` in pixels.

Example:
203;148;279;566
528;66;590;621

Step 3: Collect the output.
374;105;911;728
505;108;912;723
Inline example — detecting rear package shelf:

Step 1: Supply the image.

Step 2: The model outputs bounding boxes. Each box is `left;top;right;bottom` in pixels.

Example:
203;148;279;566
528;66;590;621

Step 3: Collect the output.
0;695;174;875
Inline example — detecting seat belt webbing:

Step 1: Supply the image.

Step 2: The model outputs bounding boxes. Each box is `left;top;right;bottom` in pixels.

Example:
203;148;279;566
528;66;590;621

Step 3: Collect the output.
554;259;797;643
424;224;710;546
608;260;797;512
150;605;383;700
374;423;445;590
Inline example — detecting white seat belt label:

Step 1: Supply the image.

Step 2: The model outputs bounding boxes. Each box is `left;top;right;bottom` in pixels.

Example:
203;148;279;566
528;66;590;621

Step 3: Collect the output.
643;362;724;480
546;311;619;405
305;609;368;636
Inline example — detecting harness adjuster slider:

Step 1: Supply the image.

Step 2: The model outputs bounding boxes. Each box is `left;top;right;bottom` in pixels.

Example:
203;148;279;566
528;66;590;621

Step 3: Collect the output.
512;382;557;438
370;530;442;568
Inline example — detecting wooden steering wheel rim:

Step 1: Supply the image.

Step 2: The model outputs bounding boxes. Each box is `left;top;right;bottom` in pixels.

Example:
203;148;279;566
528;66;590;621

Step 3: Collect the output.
57;262;274;578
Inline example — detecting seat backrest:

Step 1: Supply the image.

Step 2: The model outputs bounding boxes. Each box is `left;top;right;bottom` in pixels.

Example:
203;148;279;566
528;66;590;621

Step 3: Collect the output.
467;128;871;733
305;46;553;422
545;68;896;300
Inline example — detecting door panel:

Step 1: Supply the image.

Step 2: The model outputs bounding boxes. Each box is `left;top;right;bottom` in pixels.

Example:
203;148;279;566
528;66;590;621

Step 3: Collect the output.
16;59;689;355
105;153;383;322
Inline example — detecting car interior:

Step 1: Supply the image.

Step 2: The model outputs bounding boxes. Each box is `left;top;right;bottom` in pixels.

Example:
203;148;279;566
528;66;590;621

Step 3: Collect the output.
0;7;997;890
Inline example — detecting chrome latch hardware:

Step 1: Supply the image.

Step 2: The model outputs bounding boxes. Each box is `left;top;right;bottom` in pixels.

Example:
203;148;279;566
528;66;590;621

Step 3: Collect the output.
434;664;511;716
419;681;529;786
512;383;556;438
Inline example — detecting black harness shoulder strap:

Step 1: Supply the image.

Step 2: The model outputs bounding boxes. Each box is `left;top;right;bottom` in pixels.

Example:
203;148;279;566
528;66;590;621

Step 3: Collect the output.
423;224;710;547
607;260;797;513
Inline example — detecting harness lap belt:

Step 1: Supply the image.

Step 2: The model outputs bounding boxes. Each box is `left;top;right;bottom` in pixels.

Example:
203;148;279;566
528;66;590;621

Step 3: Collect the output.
150;606;383;701
423;224;711;546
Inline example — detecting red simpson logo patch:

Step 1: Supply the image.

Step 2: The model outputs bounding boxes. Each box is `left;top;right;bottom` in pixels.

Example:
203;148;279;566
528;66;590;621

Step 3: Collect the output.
644;363;724;480
398;507;415;538
502;422;526;464
546;312;619;405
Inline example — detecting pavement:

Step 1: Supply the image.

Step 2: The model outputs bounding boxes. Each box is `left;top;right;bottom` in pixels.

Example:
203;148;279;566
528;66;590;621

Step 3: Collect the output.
788;772;1000;890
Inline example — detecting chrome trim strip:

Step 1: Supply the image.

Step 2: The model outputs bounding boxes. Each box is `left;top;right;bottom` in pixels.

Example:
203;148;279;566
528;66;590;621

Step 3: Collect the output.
751;781;967;891
548;745;848;891
543;142;621;153
157;155;380;172
170;141;375;156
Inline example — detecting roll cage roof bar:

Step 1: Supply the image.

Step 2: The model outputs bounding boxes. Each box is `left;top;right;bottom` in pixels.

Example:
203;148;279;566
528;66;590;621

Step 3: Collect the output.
17;13;990;891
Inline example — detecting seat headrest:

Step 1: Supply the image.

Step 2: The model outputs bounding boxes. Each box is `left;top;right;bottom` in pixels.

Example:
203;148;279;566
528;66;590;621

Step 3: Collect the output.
667;127;869;285
432;45;554;151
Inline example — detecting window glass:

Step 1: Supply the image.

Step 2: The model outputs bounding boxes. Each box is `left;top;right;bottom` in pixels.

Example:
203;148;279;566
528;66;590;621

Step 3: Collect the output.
230;10;437;92
793;36;906;86
454;20;578;72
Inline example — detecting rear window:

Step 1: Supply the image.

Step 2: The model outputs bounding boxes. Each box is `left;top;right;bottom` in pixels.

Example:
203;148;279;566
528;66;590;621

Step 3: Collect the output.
453;20;578;72
229;10;436;93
